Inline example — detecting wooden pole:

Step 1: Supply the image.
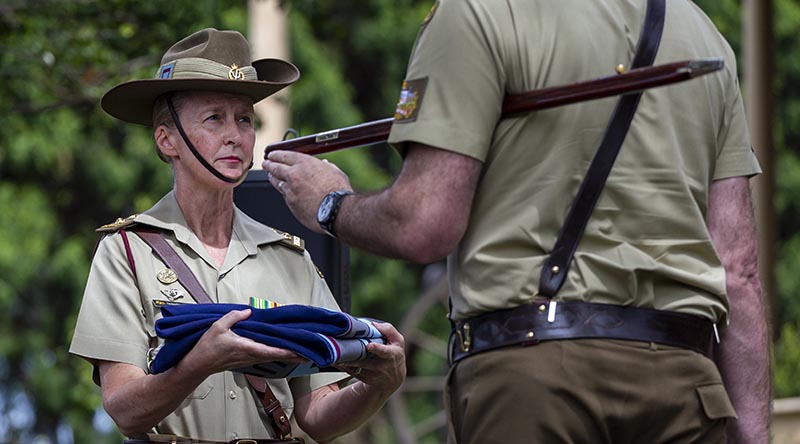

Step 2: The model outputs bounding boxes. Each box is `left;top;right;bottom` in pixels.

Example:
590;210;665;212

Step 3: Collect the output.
743;0;776;329
248;0;291;167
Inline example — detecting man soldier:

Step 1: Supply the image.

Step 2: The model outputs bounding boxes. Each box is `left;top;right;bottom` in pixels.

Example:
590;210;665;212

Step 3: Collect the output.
264;0;770;442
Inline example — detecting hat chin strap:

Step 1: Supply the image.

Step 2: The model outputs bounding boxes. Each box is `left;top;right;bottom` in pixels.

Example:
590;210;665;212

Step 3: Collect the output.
166;94;253;184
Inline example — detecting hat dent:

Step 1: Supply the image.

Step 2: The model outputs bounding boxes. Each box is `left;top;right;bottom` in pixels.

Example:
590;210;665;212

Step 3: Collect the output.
101;28;299;126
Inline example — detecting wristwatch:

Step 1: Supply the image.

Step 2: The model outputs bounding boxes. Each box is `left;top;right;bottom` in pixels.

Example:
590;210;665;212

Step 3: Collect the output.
317;190;353;237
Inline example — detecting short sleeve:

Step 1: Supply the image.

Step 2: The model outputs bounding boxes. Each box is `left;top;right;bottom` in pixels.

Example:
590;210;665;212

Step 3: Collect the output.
713;75;761;180
388;0;508;161
69;233;151;380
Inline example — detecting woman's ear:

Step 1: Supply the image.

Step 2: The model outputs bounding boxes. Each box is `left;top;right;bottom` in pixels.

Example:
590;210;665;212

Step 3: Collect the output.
154;125;179;160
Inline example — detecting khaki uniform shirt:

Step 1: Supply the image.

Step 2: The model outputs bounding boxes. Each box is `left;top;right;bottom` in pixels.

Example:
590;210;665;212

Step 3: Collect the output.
70;191;346;441
388;0;761;323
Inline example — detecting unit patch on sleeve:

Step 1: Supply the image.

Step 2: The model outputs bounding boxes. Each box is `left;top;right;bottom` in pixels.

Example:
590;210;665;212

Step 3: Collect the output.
393;77;428;123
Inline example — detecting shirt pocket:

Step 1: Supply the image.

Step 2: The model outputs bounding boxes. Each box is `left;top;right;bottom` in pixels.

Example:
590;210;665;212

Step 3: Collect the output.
188;379;215;399
696;383;737;420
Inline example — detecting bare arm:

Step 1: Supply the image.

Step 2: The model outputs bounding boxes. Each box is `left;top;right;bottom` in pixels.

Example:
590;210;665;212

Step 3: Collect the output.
263;143;483;263
98;309;304;436
707;176;771;444
293;322;406;443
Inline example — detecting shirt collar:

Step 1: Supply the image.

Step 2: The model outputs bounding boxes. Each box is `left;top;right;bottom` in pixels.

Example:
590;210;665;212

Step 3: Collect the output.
134;190;285;254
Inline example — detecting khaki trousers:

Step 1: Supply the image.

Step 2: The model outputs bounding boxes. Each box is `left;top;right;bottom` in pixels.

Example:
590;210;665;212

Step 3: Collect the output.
445;339;735;444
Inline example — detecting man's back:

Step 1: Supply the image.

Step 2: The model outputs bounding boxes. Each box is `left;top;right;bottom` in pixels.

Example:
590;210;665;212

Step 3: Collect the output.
389;0;760;321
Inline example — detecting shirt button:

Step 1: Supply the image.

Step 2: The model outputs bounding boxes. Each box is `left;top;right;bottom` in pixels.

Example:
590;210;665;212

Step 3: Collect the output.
229;390;237;400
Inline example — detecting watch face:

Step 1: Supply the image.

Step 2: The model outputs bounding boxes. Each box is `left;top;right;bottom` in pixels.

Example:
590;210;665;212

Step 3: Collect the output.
317;194;335;223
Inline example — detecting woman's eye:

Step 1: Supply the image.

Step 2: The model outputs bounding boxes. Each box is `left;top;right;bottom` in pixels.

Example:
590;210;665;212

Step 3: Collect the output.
205;114;220;122
239;116;253;124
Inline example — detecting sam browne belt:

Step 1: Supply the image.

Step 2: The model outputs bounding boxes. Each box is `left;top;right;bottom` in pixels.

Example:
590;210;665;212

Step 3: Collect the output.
123;434;303;444
446;0;721;365
450;299;719;363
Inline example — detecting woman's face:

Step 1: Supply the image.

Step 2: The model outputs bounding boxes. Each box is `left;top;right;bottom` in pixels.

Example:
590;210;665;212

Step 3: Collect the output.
161;91;256;188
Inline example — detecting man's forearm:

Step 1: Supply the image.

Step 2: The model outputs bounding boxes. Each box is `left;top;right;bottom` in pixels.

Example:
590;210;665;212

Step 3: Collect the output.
335;144;483;263
334;188;445;262
716;274;771;443
263;143;482;263
708;177;771;443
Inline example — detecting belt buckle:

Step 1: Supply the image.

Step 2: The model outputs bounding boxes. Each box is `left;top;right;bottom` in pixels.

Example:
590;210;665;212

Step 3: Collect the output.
455;322;471;352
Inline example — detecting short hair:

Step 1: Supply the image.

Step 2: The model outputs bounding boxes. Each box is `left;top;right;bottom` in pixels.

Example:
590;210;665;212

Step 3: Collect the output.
151;93;187;163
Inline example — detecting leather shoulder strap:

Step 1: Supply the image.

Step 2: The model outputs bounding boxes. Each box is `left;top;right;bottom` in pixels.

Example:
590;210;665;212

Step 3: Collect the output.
128;226;296;440
133;227;214;304
538;0;666;298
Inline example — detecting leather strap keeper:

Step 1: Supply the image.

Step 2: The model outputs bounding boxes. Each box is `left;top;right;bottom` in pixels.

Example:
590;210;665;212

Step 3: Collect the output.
450;300;718;363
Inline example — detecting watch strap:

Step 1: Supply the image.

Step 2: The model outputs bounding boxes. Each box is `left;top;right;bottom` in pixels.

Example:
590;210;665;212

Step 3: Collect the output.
319;190;353;237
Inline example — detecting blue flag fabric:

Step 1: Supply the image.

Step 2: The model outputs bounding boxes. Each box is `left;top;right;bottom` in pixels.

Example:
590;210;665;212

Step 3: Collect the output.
151;303;385;377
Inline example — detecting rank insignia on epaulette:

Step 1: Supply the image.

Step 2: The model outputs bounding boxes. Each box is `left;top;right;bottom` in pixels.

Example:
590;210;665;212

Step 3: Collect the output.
422;2;438;27
271;228;305;253
96;214;138;233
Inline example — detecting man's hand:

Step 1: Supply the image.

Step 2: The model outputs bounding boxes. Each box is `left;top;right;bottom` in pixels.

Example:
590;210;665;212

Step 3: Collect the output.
263;151;352;233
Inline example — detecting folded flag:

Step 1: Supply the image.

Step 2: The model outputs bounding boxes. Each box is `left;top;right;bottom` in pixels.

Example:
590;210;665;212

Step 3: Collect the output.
150;303;385;378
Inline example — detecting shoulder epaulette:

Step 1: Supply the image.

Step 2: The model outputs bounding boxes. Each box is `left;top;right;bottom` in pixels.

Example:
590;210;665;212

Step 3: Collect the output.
271;228;305;253
96;214;138;233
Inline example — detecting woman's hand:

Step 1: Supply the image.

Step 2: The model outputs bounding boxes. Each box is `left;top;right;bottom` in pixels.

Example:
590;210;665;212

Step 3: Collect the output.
181;309;307;376
336;321;406;394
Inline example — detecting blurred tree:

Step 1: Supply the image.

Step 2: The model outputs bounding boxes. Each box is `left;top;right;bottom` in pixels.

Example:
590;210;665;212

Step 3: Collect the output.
0;1;250;442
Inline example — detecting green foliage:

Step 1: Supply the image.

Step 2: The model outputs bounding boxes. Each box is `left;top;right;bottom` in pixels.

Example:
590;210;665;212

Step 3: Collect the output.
0;1;250;442
774;323;800;398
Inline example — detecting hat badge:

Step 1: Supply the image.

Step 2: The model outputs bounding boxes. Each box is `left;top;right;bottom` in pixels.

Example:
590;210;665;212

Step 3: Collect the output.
228;63;245;80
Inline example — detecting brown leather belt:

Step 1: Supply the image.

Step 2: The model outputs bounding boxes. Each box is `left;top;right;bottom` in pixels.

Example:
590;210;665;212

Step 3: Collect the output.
450;300;718;363
123;434;303;444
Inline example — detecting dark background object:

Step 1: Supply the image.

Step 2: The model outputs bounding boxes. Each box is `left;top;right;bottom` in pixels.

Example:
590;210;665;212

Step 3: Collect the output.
234;170;351;312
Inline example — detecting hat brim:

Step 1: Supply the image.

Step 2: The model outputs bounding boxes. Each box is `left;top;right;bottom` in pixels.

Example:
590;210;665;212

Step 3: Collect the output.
101;58;300;126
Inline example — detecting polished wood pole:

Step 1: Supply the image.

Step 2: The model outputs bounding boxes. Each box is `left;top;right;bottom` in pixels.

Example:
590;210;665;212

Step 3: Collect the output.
744;0;776;328
249;0;291;167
